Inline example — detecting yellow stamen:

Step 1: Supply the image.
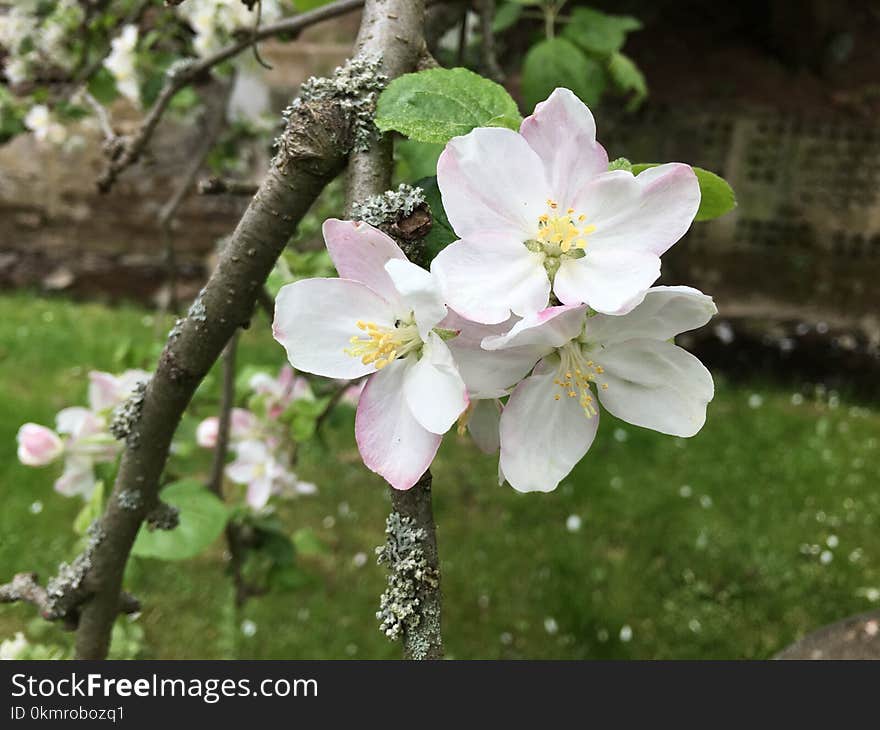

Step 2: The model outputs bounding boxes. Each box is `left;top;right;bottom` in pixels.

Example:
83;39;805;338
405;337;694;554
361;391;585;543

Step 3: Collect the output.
534;201;596;254
552;342;609;418
345;319;420;369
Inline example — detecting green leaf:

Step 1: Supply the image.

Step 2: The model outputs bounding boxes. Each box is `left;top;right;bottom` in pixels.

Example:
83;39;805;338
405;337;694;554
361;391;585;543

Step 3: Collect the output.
631;163;737;222
522;37;607;111
375;67;522;145
493;2;523;32
73;481;105;537
415;176;458;260
132;480;228;561
169;86;200;112
608;157;633;172
562;6;642;57
395;139;444;182
86;67;119;105
607;52;647;111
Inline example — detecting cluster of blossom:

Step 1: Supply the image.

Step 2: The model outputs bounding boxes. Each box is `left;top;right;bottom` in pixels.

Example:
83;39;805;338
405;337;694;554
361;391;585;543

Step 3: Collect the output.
0;0;83;86
103;24;140;105
16;370;150;499
273;88;717;493
176;0;282;59
195;365;355;510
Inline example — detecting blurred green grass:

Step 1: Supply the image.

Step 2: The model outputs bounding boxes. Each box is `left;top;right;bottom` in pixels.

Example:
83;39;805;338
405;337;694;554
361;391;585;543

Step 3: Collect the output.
1;292;879;659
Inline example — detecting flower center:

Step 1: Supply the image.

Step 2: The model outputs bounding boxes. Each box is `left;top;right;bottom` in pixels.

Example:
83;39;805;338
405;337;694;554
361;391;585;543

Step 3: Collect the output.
552;341;608;418
345;318;421;369
526;200;596;278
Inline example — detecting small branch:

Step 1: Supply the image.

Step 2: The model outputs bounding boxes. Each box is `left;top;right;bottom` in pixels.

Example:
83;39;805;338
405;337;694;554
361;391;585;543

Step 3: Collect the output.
158;80;232;313
97;0;366;193
476;0;504;81
315;380;354;437
0;572;140;630
198;177;259;197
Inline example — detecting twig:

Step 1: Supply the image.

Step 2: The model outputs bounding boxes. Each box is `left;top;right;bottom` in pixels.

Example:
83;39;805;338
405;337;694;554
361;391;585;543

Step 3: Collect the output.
0;572;139;630
251;0;273;70
315;380;354;437
476;0;504;81
157;79;233;313
346;0;443;661
97;0;366;193
198;177;260;197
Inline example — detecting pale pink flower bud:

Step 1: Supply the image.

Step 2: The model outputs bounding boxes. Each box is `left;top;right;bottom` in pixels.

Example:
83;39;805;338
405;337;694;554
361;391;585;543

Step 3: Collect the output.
196;417;219;448
16;423;64;466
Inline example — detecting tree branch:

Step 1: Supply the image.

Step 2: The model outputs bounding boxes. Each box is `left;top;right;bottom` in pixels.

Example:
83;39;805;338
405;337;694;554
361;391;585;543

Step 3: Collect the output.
72;93;356;662
66;0;430;661
96;0;366;193
0;572;140;630
198;177;260;197
346;0;443;660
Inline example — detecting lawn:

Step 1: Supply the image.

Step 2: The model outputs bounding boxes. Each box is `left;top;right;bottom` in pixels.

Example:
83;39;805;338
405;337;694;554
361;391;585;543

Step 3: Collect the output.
0;292;878;659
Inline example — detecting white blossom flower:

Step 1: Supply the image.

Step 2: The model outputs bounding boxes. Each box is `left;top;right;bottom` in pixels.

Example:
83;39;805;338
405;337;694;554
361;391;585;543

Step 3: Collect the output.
87;369;150;413
225;439;311;509
273;220;469;490
103;25;140;104
24;105;67;145
432;88;700;323
195;408;259;448
472;286;716;492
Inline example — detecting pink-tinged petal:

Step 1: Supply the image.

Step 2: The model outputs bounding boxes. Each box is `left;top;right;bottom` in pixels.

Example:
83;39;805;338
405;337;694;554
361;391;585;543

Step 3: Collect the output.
499;369;599;493
584;286;717;346
403;333;468;435
16;424;63;466
384;259;447;337
594;339;714;437
118;369;150;396
554;249;659;315
442;311;542;398
322;219;406;303
248;372;278;397
54;456;96;499
196;417;218;448
277;365;295;391
273;278;396;380
246;476;272;510
437;127;551;239
573;164;700;256
229;408;258;439
482;305;586;352
432;236;550;324
520;88;609;207
355;359;441;490
225;440;267;484
87;371;120;411
55;407;104;439
467;399;501;455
